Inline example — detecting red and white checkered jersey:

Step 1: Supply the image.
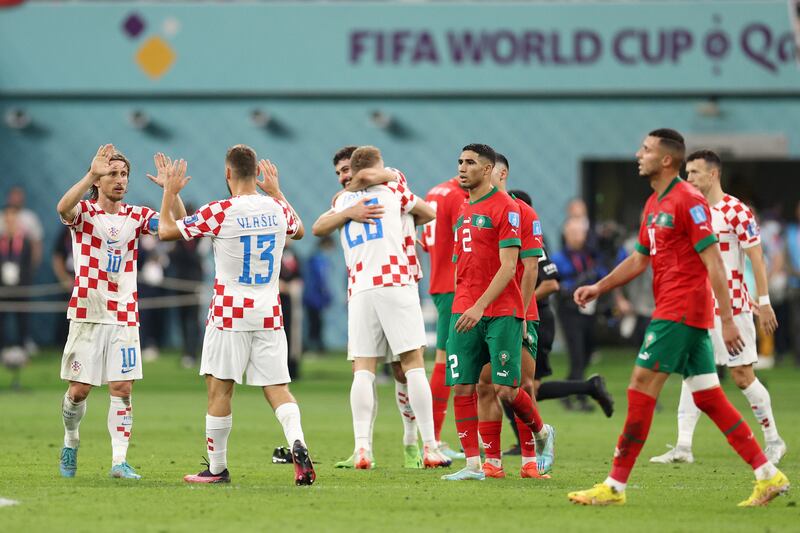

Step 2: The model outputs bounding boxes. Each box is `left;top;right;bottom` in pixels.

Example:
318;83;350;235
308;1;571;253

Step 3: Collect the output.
62;200;159;326
711;194;761;316
176;194;299;331
334;168;418;299
392;169;423;284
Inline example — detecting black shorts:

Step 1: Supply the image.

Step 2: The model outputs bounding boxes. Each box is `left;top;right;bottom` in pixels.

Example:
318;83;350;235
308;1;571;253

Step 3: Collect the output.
534;306;554;380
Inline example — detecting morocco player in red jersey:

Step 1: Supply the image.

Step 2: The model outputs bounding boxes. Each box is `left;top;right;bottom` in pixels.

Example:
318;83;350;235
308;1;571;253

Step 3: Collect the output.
56;146;187;480
419;175;468;455
442;144;551;481
568;129;788;507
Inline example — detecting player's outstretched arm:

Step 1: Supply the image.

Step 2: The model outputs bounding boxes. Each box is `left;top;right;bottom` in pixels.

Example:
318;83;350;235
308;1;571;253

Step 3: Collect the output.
346;168;397;192
455;246;518;333
312;196;385;237
744;243;779;334
57;144;114;222
147;152;188;220
409;199;435;226
256;159;304;240
158;159;192;241
699;244;745;354
574;252;648;307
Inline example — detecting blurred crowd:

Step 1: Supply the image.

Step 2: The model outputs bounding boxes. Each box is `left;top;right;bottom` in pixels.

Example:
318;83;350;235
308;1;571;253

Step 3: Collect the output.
1;184;800;384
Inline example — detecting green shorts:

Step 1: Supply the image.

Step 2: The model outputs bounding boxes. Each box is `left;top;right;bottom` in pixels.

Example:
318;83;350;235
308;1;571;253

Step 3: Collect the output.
432;293;454;351
522;320;539;360
636;319;716;377
445;314;523;387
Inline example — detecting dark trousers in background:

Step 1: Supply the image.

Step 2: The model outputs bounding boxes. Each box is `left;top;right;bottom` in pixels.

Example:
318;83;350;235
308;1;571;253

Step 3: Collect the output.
556;304;595;382
304;306;325;353
178;304;201;361
139;284;165;352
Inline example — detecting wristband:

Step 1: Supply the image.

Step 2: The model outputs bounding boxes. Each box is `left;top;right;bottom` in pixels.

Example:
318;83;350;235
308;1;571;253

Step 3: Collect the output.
758;295;771;306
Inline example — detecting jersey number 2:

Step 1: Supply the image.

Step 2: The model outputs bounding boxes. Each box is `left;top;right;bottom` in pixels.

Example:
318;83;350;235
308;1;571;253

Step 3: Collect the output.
239;234;276;284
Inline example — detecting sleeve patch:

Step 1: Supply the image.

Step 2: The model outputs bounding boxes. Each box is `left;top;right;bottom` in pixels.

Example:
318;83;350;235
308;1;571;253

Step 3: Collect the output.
532;220;542;236
746;222;760;238
689;204;708;224
147;215;160;233
183;214;199;226
508;211;520;228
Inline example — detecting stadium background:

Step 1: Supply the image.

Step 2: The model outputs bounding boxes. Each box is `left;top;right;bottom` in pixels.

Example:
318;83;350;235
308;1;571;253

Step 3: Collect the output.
1;0;799;350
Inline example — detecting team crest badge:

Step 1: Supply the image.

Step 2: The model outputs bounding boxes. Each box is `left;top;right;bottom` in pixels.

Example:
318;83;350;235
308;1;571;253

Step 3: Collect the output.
108;226;119;238
71;361;82;375
645;332;656;348
475;216;486;228
499;351;510;366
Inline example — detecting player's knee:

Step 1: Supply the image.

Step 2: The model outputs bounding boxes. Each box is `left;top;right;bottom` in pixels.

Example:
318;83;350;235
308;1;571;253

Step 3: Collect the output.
520;378;534;399
391;363;406;383
68;383;91;403
493;385;517;404
730;366;754;389
109;381;132;397
476;382;494;401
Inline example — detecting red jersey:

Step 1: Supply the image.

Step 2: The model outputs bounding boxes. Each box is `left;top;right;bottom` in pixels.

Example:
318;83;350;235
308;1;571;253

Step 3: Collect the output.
420;178;469;295
513;196;544;321
452;188;524;318
635;178;718;329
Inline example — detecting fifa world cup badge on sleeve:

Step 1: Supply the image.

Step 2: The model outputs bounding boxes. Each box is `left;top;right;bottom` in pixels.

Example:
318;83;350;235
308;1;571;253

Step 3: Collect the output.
689;205;707;224
508;212;520;227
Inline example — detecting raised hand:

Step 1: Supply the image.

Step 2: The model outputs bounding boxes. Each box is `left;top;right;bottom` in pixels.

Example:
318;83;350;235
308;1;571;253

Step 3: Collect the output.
164;159;191;195
90;144;115;177
256;159;281;197
146;152;173;188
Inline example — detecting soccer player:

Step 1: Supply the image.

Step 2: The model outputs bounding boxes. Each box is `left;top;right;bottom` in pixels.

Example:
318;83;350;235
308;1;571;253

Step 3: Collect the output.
56;146;186;479
474;153;555;479
158;146;315;486
419;173;469;458
312;146;431;469
328;145;450;469
650;149;785;465
567;129;789;507
442;144;552;482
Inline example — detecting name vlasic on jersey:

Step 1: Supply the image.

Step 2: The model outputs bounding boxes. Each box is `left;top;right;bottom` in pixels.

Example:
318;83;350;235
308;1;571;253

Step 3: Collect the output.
333;169;418;299
176;194;299;331
420;177;469;295
711;194;761;316
63;200;158;326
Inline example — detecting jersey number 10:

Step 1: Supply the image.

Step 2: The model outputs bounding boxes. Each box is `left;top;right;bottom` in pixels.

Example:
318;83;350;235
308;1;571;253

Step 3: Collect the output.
239;234;276;284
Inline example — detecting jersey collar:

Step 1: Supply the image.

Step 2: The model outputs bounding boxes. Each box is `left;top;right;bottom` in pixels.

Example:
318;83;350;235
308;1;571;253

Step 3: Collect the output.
470;186;498;205
657;176;682;201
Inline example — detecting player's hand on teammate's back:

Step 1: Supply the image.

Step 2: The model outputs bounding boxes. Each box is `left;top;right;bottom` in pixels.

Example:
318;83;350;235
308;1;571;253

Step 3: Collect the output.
455;305;483;333
574;284;600;308
346;197;384;225
146;152;173;188
90;144;115;177
165;159;191;194
721;318;745;355
757;304;779;335
257;159;281;197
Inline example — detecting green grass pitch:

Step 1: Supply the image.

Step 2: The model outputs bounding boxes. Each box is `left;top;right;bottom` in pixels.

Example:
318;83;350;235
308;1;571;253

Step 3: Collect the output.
0;349;797;532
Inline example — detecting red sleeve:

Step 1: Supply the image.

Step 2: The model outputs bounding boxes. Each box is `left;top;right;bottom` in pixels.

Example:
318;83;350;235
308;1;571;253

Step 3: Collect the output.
636;206;651;256
176;200;231;240
62;200;90;227
520;203;544;259
139;206;159;236
498;198;522;249
682;197;718;253
276;199;300;236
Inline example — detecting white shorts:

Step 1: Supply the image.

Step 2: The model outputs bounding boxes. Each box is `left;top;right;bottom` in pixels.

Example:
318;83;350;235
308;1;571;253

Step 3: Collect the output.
60;321;142;386
200;326;291;386
347;285;427;360
711;313;758;367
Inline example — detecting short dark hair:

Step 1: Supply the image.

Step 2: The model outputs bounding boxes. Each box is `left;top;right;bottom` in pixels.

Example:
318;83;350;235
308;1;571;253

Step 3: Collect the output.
226;144;257;179
648;128;686;167
495;152;509;171
333;146;357;167
89;151;131;201
686;149;722;169
462;143;496;166
508;189;531;206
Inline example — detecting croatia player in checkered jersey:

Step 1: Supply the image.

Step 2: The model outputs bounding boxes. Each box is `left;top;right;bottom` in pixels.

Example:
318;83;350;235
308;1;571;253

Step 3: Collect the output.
313;146;444;469
157;146;315;485
651;149;785;466
56;145;187;480
330;145;452;469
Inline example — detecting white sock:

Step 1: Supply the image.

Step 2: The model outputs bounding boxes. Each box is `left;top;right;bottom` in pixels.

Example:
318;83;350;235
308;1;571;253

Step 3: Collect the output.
351;370;375;451
108;396;132;466
604;476;627;493
741;378;779;442
275;402;306;447
369;380;378;450
485;457;502;468
522;456;536;466
754;461;778;481
394;380;418;446
466;456;481;470
677;380;701;449
404;368;436;449
62;393;86;449
206;414;232;475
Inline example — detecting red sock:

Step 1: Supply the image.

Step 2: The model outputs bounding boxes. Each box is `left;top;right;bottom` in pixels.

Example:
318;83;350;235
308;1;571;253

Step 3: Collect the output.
478;421;503;460
453;395;480;459
430;363;451;442
515;417;535;457
609;389;657;484
508;388;543;433
692;386;768;470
